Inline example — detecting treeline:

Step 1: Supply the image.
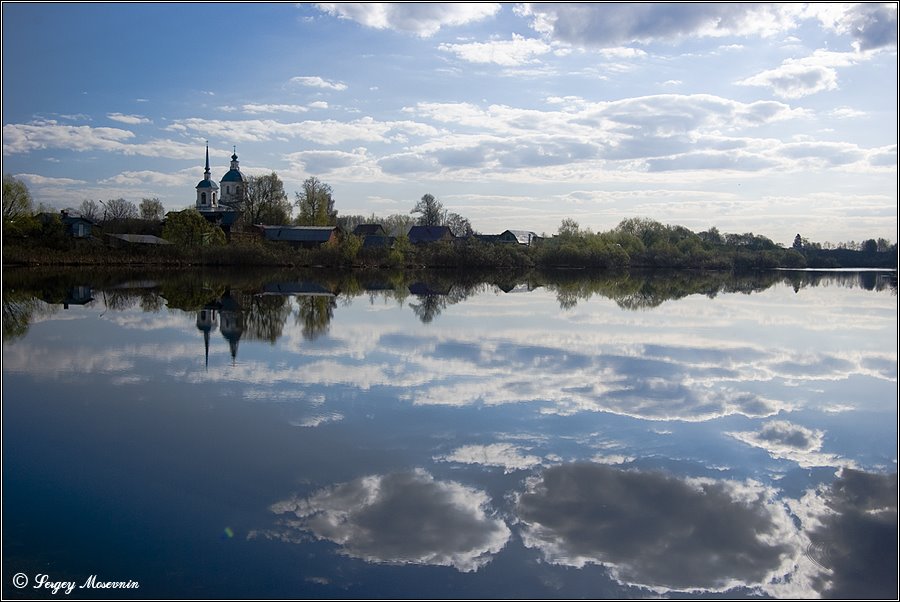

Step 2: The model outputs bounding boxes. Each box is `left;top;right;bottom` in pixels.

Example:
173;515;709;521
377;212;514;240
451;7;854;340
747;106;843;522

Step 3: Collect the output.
4;214;897;271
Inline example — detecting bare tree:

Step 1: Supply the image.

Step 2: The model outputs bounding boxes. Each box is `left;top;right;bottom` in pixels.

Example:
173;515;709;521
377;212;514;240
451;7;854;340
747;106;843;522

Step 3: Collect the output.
102;198;138;222
244;173;291;226
79;199;102;222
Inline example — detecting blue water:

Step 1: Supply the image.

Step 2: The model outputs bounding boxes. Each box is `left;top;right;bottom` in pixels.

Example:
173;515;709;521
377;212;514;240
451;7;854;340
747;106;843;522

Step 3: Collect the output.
2;269;897;598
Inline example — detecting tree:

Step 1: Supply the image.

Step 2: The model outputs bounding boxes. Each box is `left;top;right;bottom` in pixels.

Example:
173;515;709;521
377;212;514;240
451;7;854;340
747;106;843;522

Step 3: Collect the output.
558;218;581;237
102;198;138;222
139;197;165;221
243;173;291;226
79;199;102;222
295;176;337;226
162;209;225;247
2;174;33;225
792;233;803;250
410;193;445;227
861;239;878;254
445;211;473;237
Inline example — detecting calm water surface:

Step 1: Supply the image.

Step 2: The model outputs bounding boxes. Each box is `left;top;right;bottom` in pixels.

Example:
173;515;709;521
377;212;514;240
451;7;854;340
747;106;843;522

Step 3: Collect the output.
2;269;897;599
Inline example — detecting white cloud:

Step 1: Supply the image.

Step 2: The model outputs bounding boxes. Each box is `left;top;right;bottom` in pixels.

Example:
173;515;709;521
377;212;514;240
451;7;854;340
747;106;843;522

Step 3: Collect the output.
107;112;151;125
807;3;898;51
240;103;310;114
2;121;204;160
315;2;501;37
15;173;88;186
98;169;195;188
166;116;438;146
439;34;552;66
516;3;804;47
288;76;348;91
736;50;862;99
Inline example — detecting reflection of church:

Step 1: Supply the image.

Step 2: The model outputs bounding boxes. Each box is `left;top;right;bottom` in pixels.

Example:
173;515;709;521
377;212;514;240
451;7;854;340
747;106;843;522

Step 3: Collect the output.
196;290;244;366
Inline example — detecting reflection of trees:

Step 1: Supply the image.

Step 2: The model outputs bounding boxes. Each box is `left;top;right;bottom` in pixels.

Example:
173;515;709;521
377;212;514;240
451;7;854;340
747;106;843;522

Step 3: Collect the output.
245;295;292;344
295;295;336;340
2;294;57;341
408;294;447;324
544;269;788;310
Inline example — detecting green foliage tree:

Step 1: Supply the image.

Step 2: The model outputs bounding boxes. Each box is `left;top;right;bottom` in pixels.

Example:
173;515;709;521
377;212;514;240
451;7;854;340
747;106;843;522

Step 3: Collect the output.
792;233;803;250
411;193;445;227
295;176;337;226
3;174;33;227
139;197;165;221
558;218;581;238
244;172;291;227
861;239;878;254
162;209;225;247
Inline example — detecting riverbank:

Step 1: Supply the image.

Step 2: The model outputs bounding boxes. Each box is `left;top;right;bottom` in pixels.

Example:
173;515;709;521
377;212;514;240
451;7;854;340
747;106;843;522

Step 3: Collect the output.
3;235;896;271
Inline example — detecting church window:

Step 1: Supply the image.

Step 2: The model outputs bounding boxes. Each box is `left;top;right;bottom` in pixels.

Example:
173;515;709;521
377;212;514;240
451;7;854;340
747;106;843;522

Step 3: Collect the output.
201;192;207;204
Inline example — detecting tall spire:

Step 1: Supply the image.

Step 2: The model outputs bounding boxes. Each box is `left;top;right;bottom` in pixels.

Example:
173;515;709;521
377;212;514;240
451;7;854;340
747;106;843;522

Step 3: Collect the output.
204;141;211;180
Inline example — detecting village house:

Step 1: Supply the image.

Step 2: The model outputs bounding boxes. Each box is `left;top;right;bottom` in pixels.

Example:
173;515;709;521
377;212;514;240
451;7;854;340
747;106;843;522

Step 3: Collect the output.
407;225;454;244
256;225;341;248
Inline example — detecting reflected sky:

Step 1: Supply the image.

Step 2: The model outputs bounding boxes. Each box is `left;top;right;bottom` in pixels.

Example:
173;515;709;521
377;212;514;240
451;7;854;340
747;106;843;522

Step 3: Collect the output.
2;269;896;598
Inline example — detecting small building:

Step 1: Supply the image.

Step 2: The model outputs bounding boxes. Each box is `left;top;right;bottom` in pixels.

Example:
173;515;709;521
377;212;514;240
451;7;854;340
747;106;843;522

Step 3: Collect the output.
60;210;97;238
362;235;396;249
257;225;340;248
105;233;173;248
407;225;454;244
353;224;386;237
475;229;541;246
504;229;541;246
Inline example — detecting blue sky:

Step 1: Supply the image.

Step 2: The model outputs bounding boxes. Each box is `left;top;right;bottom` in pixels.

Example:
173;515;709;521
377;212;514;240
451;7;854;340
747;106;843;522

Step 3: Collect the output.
2;3;897;243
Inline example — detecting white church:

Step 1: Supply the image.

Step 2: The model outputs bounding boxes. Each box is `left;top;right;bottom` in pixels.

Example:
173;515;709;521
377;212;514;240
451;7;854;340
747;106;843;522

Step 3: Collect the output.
195;143;243;233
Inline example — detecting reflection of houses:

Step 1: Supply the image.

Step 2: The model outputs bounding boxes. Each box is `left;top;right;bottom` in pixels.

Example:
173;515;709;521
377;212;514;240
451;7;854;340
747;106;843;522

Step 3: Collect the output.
196;289;244;366
407;225;454;244
408;282;452;296
261;282;337;296
257;225;340;248
41;285;94;309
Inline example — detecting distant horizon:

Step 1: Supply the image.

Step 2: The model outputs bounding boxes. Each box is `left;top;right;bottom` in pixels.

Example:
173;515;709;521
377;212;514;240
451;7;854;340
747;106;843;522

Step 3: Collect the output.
3;3;897;245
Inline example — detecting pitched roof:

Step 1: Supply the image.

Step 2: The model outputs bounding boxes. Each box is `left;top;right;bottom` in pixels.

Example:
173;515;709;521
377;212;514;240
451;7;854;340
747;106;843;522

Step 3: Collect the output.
258;225;338;242
407;225;454;243
353;223;386;236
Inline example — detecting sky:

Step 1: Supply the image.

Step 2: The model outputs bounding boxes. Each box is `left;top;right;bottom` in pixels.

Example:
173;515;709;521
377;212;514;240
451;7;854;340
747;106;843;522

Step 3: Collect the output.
2;2;897;244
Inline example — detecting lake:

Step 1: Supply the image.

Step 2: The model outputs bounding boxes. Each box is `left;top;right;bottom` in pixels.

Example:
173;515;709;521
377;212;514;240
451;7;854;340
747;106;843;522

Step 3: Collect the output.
2;268;897;599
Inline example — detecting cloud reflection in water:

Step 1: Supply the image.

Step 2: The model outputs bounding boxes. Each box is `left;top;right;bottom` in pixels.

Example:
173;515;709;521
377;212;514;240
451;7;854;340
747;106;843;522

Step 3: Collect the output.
260;469;511;572
516;463;800;592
